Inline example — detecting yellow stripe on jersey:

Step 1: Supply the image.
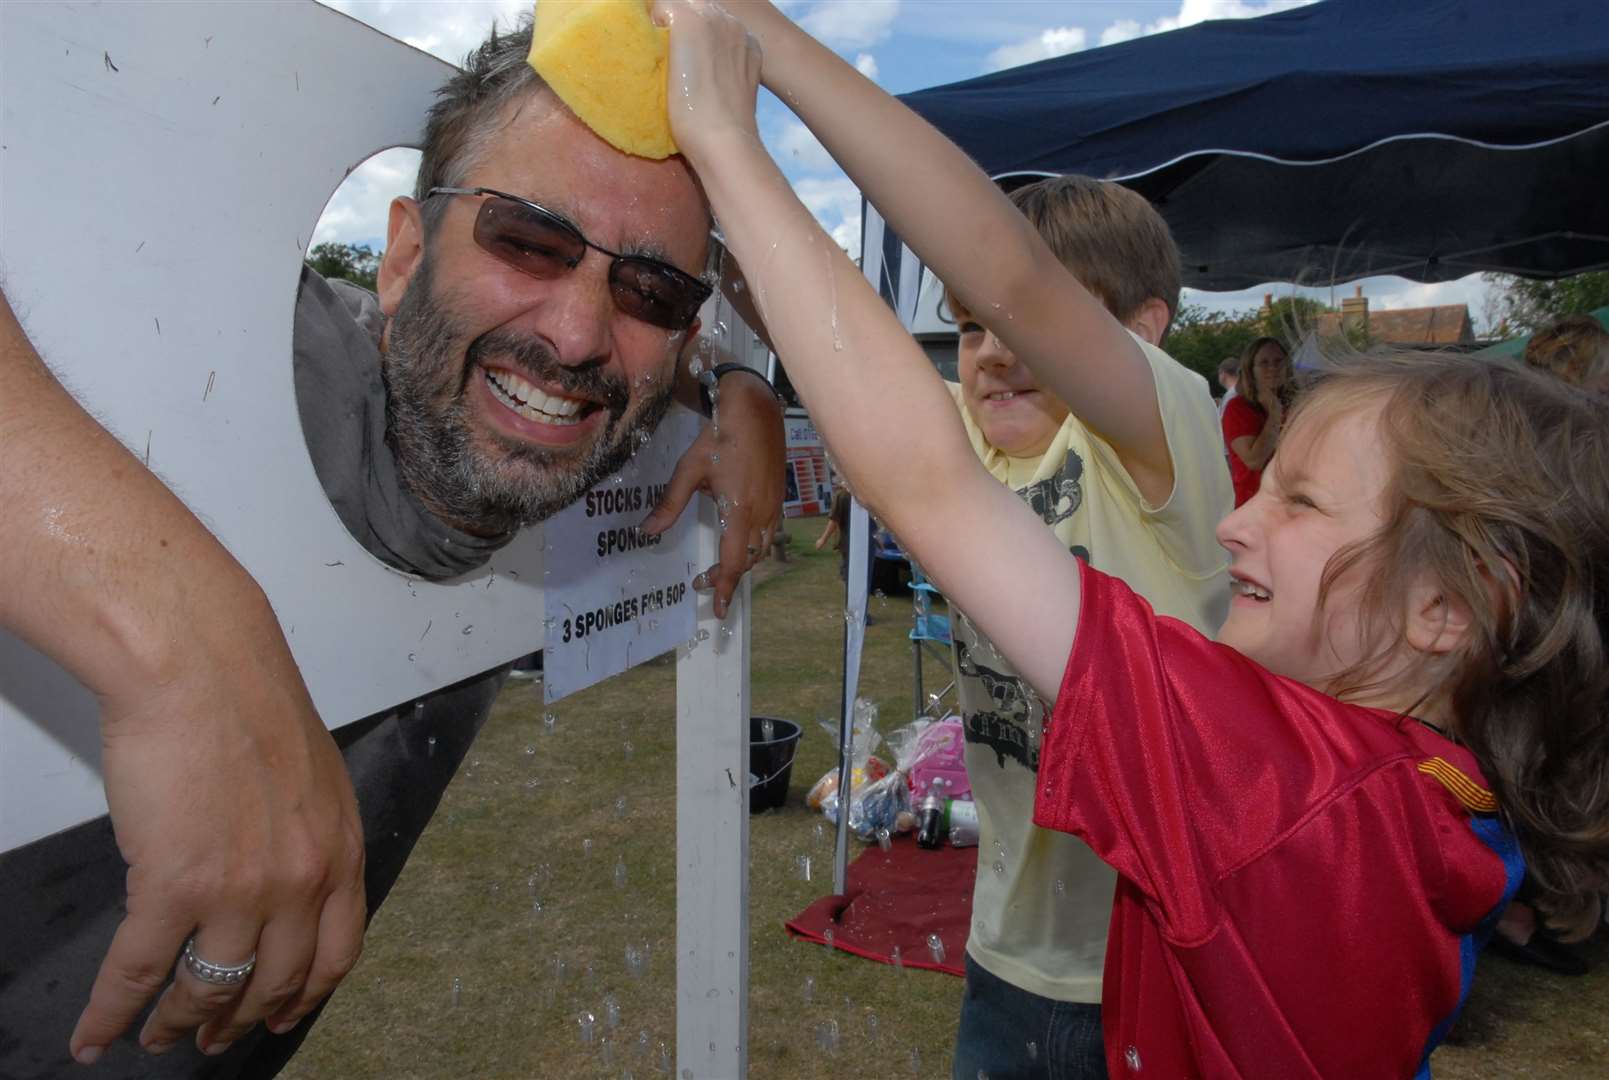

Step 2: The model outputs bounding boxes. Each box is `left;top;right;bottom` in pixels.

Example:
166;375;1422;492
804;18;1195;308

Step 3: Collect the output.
1418;758;1499;813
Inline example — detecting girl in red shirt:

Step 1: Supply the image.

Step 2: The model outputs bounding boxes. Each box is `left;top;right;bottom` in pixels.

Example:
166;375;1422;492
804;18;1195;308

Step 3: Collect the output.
655;5;1608;1075
1222;336;1293;506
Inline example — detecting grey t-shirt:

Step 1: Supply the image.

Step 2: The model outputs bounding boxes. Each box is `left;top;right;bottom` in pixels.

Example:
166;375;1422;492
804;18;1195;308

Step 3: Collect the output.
292;267;511;579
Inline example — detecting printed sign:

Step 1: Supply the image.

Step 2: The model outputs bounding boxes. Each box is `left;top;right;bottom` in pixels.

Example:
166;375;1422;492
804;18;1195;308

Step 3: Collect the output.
541;408;702;703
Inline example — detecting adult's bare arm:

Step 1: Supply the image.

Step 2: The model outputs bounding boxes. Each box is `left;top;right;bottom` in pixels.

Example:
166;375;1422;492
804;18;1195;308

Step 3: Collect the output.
0;289;366;1062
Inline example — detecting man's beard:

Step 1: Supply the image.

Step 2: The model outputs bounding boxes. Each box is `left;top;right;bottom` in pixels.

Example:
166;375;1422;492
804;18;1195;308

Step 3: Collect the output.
382;257;677;536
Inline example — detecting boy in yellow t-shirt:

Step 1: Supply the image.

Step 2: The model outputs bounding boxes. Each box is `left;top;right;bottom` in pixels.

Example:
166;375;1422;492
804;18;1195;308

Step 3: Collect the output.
941;176;1230;1078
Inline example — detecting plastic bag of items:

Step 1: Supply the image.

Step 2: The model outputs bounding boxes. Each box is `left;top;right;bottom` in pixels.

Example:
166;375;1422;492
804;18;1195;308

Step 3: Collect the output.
806;696;888;811
824;710;960;841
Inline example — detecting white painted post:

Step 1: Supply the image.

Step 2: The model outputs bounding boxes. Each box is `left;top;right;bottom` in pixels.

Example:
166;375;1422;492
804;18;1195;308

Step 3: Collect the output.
674;447;751;1075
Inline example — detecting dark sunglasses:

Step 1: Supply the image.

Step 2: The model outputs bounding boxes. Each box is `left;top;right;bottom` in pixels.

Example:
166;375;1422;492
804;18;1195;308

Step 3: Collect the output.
426;186;713;331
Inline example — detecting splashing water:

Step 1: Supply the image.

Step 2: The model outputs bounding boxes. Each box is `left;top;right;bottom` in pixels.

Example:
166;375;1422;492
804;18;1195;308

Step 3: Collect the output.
577;1012;597;1045
927;934;946;964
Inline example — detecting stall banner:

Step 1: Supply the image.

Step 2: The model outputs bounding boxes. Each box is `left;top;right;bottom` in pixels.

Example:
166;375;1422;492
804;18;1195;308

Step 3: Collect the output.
783;409;831;517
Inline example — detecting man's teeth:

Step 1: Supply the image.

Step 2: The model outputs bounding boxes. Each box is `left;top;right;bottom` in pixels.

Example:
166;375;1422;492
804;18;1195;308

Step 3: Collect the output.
989;391;1020;401
1233;579;1272;601
485;368;584;425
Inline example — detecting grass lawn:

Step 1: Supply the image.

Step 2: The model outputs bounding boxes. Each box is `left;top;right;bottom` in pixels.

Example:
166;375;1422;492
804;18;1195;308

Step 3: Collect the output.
285;515;1607;1079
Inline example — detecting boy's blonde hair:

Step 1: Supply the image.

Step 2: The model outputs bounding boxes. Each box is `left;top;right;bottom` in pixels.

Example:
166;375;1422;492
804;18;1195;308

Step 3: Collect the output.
1293;352;1609;937
1010;176;1181;329
1522;313;1609;388
946;176;1180;332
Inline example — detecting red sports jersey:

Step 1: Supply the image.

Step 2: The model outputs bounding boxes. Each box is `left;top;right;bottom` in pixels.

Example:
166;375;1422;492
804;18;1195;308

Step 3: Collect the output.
1034;563;1522;1079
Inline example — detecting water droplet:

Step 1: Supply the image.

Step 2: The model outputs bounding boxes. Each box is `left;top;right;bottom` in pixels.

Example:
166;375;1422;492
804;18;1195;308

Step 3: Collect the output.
604;993;622;1029
531;899;544;917
636;1030;652;1057
451;976;462;1007
614;858;629;889
891;944;903;971
815;1018;840;1054
865;1012;880;1039
876;827;892;852
582;838;594;857
412;701;425;721
543;711;557;735
794;854;812;882
814;822;828;847
1125;1045;1143;1071
823;928;835;951
993;859;1006;877
615;794;629;817
601;1036;615;1065
524;743;536;757
578;1011;597;1045
426;735;437;756
760;718;776;742
926;934;946;964
718;624;733;641
801;975;815;1003
1054;878;1067;897
1026;1040;1039;1062
657;1042;672;1074
460;623;473;635
624;740;636;760
908;1047;922;1073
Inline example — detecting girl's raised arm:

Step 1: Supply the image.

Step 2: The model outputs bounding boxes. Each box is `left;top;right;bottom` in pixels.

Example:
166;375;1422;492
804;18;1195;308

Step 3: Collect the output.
722;1;1173;502
656;0;1080;700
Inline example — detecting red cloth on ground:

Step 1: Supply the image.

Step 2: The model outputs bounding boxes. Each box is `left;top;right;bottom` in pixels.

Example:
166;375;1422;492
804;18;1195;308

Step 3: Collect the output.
785;835;974;977
1034;563;1521;1079
1221;394;1266;507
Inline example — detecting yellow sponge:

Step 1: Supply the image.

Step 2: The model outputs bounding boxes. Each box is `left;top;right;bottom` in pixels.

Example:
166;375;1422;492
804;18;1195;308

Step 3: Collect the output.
529;0;677;160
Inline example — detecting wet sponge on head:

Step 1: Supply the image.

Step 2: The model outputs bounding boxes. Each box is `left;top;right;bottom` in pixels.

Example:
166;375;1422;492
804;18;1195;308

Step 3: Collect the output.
528;0;676;160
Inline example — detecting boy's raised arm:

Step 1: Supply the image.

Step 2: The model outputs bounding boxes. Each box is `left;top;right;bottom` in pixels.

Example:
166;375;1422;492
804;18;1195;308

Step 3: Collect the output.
726;1;1172;498
654;0;1081;700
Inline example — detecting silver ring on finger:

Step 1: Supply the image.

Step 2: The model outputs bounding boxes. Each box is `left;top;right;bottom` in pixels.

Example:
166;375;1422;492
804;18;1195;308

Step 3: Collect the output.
182;937;256;986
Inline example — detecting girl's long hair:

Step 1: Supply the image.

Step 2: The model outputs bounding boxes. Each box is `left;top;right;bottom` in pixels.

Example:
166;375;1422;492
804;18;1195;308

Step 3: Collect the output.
1299;352;1609;937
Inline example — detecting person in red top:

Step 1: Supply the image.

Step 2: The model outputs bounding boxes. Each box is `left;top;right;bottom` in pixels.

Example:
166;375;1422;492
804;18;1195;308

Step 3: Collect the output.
653;8;1609;1076
1222;336;1292;506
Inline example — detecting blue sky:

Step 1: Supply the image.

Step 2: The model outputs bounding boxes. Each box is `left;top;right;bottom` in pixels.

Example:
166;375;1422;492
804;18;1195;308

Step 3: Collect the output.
313;0;1495;325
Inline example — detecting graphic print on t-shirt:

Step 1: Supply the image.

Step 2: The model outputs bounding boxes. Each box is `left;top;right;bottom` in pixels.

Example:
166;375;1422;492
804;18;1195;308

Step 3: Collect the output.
955;452;1086;773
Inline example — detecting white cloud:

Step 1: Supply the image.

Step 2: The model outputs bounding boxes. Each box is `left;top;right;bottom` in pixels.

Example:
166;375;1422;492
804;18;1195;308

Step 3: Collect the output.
854;52;880;81
793;177;864;259
1098;0;1317;49
1099;19;1142;46
309;147;421;250
318;0;530;65
773;120;839;173
797;1;900;51
985;26;1087;72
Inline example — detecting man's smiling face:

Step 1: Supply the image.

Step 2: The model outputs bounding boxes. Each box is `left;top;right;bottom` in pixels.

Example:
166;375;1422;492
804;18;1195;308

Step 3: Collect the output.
376;89;711;536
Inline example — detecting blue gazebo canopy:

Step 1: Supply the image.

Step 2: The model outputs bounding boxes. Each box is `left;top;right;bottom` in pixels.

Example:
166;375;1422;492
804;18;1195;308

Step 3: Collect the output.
894;0;1609;290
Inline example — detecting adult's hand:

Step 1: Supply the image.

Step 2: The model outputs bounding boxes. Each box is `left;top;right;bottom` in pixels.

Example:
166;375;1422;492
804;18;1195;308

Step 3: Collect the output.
1;290;366;1064
71;589;366;1061
642;370;785;618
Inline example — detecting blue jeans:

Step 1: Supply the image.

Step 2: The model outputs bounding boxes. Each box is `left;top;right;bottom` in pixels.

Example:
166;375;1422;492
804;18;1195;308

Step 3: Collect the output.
952;955;1108;1080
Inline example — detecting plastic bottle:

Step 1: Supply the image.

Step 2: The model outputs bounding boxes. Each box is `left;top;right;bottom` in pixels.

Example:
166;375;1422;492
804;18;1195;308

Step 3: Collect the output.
946;799;979;847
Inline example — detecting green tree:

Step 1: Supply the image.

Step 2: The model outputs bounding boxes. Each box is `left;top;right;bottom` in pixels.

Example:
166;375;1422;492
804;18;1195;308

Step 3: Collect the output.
1164;304;1261;389
305;241;381;292
1483;271;1609;335
1259;296;1331;348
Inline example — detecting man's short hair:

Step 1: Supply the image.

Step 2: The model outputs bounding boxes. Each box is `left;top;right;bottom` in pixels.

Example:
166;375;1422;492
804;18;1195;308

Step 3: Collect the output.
1218;355;1241;378
1007;175;1182;328
415;20;544;230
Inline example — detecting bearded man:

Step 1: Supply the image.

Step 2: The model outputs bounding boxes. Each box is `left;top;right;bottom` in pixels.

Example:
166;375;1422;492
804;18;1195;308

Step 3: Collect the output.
0;21;782;1079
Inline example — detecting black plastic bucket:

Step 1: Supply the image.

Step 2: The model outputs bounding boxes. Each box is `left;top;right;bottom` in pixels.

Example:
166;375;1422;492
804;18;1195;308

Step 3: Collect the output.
749;716;802;813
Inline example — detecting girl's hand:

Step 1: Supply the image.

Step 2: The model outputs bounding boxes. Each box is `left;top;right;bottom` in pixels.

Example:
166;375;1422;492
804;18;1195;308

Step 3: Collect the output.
653;0;763;162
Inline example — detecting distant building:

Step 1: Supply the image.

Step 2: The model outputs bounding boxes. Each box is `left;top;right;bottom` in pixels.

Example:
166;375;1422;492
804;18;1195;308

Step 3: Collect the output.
1292;286;1476;347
